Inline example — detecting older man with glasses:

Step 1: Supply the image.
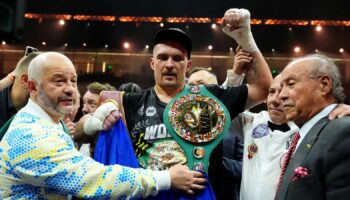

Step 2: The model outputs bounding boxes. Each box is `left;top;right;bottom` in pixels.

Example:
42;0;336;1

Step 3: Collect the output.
0;46;39;130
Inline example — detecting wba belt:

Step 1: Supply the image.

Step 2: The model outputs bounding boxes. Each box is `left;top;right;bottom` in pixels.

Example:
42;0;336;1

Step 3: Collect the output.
164;85;230;173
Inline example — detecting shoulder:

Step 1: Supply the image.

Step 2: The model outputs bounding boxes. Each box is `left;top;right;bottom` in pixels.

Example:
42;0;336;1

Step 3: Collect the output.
326;116;350;132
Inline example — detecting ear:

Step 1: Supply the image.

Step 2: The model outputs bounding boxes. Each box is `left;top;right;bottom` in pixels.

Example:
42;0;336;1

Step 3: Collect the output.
20;73;29;89
150;57;155;71
319;75;332;96
27;80;38;95
185;60;192;73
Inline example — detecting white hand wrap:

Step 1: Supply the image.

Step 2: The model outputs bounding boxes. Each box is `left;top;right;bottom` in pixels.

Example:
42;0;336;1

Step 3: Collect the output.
83;101;118;135
222;8;259;53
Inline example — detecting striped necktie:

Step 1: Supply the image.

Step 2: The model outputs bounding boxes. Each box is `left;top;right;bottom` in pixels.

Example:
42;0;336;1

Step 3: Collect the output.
276;132;300;191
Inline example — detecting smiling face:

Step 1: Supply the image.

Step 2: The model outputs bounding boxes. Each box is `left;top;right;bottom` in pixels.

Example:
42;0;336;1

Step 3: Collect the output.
150;41;191;91
267;76;286;125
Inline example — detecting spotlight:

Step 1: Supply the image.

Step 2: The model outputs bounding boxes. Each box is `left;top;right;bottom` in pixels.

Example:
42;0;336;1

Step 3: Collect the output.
315;49;319;53
208;45;213;50
211;23;217;29
229;47;233;51
1;41;6;45
315;25;322;32
83;43;87;47
288;27;293;31
59;19;65;25
294;46;300;53
339;48;344;53
160;23;164;27
64;43;68;47
272;48;275;53
42;41;46;46
145;45;149;49
105;44;108;48
124;42;130;49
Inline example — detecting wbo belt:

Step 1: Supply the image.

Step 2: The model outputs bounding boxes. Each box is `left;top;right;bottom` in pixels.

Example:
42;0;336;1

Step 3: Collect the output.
164;85;230;173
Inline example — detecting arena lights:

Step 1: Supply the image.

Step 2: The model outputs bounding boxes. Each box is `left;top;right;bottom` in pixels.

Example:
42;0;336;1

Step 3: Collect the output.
315;49;319;53
229;47;233;51
315;25;322;32
119;16;161;22
42;41;46;46
24;13;350;27
265;19;308;26
64;43;68;47
145;45;149;49
123;42;130;49
166;17;210;23
211;23;217;29
1;41;6;45
294;46;300;53
339;48;344;53
105;44;108;48
83;43;87;47
208;45;213;50
59;19;65;25
160;23;164;27
75;15;115;21
271;48;275;53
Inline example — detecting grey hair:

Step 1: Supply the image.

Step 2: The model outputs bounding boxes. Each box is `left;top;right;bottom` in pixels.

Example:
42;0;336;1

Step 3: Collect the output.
292;54;345;103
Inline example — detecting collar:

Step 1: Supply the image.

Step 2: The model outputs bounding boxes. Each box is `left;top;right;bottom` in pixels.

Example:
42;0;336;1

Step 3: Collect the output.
22;98;61;125
297;104;337;148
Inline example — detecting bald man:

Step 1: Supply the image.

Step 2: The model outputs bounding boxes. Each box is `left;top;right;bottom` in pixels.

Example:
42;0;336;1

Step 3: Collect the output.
0;52;204;199
188;67;218;85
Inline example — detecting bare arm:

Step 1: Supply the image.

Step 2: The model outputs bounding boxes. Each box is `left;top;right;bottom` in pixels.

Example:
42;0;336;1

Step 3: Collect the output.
221;8;272;109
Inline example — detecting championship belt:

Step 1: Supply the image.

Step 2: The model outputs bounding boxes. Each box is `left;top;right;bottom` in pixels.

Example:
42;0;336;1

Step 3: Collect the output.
164;85;231;173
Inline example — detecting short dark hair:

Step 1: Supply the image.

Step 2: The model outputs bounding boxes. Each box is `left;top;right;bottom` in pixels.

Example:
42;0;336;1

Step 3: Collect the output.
154;28;192;59
118;82;142;93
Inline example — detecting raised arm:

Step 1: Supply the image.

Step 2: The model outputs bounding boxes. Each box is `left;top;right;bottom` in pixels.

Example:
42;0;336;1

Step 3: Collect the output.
221;8;273;109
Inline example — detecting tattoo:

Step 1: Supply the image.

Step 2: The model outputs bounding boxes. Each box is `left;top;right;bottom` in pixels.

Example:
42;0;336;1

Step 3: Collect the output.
245;60;260;82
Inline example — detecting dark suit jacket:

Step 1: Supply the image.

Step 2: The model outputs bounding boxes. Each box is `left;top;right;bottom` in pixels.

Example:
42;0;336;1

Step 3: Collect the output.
275;116;350;200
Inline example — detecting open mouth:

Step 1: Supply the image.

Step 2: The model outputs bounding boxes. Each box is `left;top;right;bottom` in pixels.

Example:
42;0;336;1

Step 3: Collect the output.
59;98;74;105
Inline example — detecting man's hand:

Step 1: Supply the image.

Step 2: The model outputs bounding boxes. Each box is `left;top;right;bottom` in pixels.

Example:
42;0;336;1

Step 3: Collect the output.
233;46;253;75
64;118;76;136
83;101;120;135
221;8;259;53
329;104;350;120
169;164;206;194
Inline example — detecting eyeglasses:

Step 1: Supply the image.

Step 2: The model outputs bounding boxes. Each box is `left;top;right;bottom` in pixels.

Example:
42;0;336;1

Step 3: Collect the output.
25;46;38;56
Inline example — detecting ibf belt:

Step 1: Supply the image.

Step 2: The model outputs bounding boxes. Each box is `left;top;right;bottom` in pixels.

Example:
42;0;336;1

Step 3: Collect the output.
163;85;230;173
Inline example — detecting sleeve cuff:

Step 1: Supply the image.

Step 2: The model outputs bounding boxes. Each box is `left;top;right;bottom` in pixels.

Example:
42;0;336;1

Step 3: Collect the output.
226;69;244;87
153;170;171;191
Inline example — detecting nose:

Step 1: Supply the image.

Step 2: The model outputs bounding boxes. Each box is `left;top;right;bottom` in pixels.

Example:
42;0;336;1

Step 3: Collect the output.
64;81;76;96
165;57;175;68
82;103;88;114
279;86;288;102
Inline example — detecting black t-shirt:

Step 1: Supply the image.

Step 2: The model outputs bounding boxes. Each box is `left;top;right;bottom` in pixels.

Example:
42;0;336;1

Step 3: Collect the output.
0;85;17;128
123;84;247;199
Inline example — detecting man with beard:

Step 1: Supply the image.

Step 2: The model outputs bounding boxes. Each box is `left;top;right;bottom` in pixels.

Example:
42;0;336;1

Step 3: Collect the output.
76;8;273;199
0;52;205;199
